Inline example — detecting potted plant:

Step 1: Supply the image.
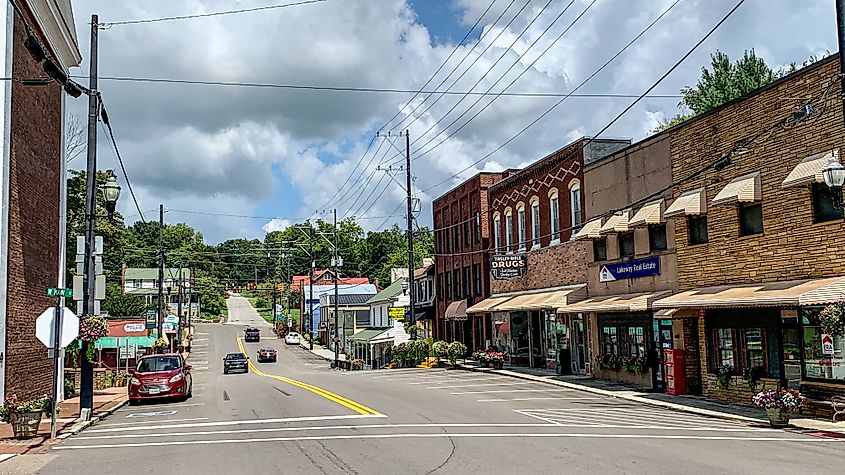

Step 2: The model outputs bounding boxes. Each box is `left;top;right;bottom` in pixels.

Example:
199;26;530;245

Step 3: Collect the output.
716;363;734;389
473;351;489;367
487;351;505;370
820;301;845;336
152;337;168;353
432;341;448;365
752;388;805;428
0;394;52;439
350;359;364;371
447;341;467;367
742;365;763;389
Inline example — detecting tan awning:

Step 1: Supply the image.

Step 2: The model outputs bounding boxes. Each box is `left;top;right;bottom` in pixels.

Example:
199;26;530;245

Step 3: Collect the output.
558;291;671;314
652;276;845;309
782;150;839;188
572;218;603;240
629;200;664;227
712;172;762;206
599;209;631;235
495;285;586;311
664;188;706;218
466;295;515;314
444;299;468;320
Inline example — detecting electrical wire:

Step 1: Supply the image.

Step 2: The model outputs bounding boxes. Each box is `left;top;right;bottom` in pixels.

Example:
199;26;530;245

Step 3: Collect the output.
98;0;330;27
99;103;147;222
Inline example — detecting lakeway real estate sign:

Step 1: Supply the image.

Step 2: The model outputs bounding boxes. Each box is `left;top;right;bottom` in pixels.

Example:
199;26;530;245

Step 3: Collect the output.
599;256;660;282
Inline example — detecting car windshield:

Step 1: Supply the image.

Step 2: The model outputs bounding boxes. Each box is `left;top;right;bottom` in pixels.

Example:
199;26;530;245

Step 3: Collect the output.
260;348;274;352
226;353;246;360
137;356;181;373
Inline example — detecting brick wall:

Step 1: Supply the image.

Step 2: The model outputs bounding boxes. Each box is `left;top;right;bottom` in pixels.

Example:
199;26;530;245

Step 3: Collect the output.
669;56;845;290
491;240;590;293
4;16;63;400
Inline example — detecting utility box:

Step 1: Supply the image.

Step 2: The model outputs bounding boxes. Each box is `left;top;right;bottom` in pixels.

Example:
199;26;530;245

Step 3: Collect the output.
664;349;686;395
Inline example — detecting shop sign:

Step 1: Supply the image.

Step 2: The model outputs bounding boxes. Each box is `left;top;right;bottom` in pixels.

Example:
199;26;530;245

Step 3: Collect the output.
164;315;179;324
163;323;177;333
145;313;156;329
822;334;835;356
491;254;527;280
388;307;406;320
124;323;145;333
599;256;660;282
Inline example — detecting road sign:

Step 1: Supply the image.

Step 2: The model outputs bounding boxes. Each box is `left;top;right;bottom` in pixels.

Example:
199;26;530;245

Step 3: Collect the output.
35;307;79;349
47;287;73;298
822;334;835;356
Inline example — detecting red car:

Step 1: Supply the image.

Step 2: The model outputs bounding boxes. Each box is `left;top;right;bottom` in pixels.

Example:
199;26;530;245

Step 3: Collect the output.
128;353;193;405
257;347;277;363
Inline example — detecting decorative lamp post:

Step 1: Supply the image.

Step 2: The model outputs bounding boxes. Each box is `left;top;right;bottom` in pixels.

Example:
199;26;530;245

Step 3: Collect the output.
822;156;845;209
101;174;121;219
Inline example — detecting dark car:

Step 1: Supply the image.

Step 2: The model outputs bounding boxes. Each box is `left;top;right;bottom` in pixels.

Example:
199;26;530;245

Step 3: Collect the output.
244;327;260;342
257;347;277;363
223;352;249;374
128;354;192;405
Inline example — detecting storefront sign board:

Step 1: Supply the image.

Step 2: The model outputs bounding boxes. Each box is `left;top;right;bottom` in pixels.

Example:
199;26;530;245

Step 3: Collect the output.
388;307;406;320
491;254;527;280
124;323;145;333
822;334;835;356
599;256;660;282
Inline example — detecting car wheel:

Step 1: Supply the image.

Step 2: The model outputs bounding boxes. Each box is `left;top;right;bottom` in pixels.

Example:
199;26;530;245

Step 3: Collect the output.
223;368;228;374
128;398;139;406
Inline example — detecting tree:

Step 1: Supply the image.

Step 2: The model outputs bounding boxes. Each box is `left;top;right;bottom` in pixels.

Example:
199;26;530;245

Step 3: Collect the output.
196;272;226;316
101;283;147;317
64;113;85;164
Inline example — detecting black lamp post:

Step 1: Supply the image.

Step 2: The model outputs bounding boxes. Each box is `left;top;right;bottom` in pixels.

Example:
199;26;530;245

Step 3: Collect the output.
101;174;121;219
822;155;845;209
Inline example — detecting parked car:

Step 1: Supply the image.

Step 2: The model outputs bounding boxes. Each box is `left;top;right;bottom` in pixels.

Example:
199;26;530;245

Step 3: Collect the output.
285;332;301;345
128;353;192;405
223;352;249;374
257;347;277;363
244;327;260;342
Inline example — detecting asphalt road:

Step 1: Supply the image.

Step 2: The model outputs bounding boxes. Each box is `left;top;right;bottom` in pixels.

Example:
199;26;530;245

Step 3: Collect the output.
23;295;845;474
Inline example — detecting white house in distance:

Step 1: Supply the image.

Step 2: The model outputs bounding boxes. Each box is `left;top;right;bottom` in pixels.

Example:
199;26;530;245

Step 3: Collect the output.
348;277;411;369
121;266;195;315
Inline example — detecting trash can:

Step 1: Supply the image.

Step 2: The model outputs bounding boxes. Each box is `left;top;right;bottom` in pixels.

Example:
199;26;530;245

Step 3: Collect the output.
557;348;572;375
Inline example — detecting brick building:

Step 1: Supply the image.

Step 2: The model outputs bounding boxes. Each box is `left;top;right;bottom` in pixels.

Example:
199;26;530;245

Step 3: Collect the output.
0;1;82;400
433;172;505;352
467;138;627;371
646;55;845;413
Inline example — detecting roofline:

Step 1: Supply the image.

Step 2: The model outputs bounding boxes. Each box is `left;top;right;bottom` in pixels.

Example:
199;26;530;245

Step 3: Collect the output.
432;171;506;205
488;137;591;192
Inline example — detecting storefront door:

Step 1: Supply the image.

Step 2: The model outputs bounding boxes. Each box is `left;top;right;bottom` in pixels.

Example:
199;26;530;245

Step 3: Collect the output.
652;319;673;391
570;314;588;374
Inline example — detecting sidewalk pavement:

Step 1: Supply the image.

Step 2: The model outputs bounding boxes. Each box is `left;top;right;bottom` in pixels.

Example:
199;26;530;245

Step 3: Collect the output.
299;342;347;362
458;362;845;433
0;386;127;457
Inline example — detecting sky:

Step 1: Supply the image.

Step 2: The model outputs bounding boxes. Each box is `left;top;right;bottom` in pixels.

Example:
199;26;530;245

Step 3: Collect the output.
66;0;837;244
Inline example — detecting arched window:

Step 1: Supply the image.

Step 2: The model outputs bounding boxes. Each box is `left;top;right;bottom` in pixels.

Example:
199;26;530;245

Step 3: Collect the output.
569;179;582;235
493;212;502;255
516;203;526;251
530;196;540;248
504;207;513;254
549;188;560;243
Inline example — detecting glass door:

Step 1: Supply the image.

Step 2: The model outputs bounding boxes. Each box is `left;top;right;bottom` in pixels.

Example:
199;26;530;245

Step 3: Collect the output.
569;314;587;374
652;319;673;391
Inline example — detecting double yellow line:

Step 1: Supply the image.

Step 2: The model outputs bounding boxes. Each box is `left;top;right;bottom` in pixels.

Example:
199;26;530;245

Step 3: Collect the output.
236;337;380;416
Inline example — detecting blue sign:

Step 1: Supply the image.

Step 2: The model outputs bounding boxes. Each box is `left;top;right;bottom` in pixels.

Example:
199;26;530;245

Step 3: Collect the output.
599;256;660;282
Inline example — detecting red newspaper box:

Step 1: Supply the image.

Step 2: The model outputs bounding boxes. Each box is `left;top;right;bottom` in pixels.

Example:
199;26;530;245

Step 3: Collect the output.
664;349;686;395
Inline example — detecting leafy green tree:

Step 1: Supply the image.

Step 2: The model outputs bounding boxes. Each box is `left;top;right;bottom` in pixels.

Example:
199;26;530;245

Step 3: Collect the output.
101;283;146;317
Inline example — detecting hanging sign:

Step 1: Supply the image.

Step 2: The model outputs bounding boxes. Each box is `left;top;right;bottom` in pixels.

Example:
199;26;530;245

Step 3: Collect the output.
599;256;660;282
124;323;145;333
822;334;835;356
491;254;527;280
388;307;406;319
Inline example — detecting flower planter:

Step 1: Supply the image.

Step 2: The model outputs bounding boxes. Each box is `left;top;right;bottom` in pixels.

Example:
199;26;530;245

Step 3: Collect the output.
765;408;790;428
480;361;489;368
9;411;43;439
492;361;503;370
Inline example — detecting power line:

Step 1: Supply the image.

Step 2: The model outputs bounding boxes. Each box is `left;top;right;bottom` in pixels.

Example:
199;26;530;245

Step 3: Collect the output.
71;74;680;99
324;135;387;211
98;0;330;27
99;102;146;222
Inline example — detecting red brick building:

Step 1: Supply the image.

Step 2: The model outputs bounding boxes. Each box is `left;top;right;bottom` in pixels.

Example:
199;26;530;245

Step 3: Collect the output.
433;172;506;351
0;1;82;401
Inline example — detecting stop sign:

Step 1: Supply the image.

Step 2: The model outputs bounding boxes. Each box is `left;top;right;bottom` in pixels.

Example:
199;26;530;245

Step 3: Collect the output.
35;307;79;349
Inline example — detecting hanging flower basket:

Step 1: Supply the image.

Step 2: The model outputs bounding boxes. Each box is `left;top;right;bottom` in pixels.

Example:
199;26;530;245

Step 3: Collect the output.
820;301;845;337
79;315;109;343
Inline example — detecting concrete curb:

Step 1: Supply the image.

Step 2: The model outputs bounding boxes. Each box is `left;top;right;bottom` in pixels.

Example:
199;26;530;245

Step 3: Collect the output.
0;454;16;464
59;398;129;439
456;364;765;425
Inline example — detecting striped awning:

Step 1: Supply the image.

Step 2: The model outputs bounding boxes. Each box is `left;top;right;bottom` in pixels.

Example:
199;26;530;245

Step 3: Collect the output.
599;209;631;235
629;200;664;227
572;218;603;240
466;295;515;314
653;276;845;309
712;172;762;206
444;299;468;321
782;150;839;188
664;188;706;218
558;291;671;314
495;285;586;312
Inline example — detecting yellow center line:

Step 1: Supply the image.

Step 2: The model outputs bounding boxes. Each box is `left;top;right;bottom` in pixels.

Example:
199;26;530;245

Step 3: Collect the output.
236;337;380;416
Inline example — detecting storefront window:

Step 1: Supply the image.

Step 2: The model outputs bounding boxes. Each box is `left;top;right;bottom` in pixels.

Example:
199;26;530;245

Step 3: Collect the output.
628;327;644;357
802;308;845;381
715;328;734;368
602;327;618;355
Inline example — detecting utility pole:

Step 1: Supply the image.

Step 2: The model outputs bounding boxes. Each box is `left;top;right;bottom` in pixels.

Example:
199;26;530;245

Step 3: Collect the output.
176;265;183;351
309;231;315;351
333;208;340;366
79;14;99;414
405;130;416;340
157;204;165;342
837;0;845;121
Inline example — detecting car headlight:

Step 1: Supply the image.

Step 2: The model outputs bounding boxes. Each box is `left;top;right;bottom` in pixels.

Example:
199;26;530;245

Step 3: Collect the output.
169;373;184;383
130;377;141;385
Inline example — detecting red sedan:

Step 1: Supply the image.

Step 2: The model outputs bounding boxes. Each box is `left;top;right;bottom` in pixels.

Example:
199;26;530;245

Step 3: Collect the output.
257;347;277;363
128;353;193;405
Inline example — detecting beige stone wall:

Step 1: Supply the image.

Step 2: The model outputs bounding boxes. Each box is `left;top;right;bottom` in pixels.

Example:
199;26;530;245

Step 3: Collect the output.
491;240;590;294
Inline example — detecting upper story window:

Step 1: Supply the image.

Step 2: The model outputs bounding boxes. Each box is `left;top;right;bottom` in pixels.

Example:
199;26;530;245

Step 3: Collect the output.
505;208;513;254
648;224;667;252
549;188;560;243
688;215;708;245
619;232;635;258
463;220;469;248
493;213;502;254
569;180;582;234
453;224;461;251
739;202;763;236
132;280;141;288
593;237;607;261
445;272;452;299
517;203;526;251
474;212;481;242
530;197;540;248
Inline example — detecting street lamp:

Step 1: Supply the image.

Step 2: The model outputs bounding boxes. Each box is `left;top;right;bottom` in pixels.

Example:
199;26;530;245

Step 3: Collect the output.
822;155;845;209
101;174;121;219
401;279;409;295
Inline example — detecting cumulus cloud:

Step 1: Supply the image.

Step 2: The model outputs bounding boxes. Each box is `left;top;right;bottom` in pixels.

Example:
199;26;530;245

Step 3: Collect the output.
262;218;292;233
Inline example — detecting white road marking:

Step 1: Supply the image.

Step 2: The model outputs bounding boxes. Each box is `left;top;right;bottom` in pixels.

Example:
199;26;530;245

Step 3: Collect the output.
192;338;209;342
84;414;387;434
372;371;448;379
55;432;837;450
427;382;531;389
478;396;605;402
450;388;574;395
97;417;209;427
407;377;506;385
187;361;208;364
126;410;177;418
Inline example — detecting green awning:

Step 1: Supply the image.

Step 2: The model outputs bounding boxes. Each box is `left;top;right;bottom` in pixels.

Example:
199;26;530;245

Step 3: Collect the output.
348;328;389;342
95;336;156;350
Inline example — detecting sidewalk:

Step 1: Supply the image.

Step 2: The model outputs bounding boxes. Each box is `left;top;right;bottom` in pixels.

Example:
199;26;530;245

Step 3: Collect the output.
458;362;845;433
0;386;127;457
299;342;347;362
